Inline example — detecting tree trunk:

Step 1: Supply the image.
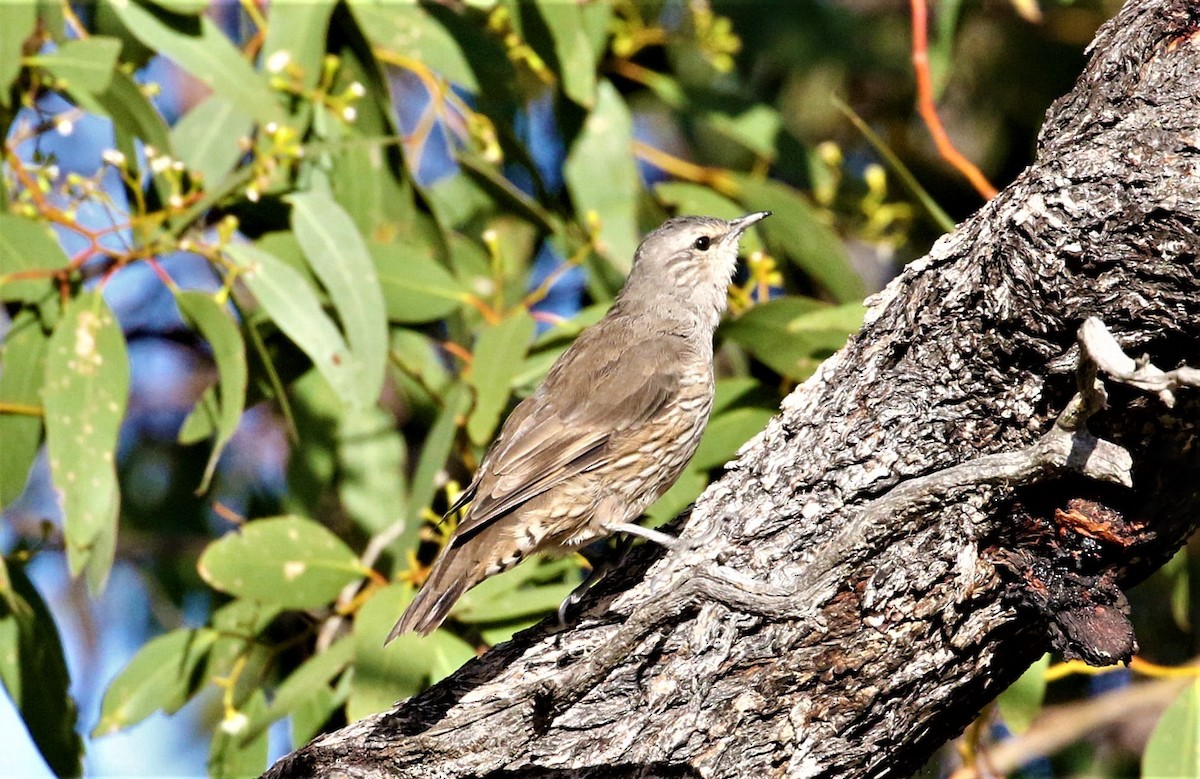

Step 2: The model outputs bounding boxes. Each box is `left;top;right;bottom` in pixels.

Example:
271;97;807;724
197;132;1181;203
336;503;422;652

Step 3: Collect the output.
265;1;1200;776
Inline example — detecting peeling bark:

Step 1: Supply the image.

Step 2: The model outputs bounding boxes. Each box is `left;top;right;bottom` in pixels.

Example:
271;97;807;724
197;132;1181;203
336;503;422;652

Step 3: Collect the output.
264;1;1200;776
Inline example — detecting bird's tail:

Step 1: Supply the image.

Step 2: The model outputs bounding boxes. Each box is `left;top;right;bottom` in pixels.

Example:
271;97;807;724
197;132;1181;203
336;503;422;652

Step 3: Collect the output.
385;544;476;642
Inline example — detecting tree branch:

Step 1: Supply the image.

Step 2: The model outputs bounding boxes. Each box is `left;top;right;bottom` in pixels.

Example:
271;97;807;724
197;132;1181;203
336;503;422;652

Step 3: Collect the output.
265;1;1200;776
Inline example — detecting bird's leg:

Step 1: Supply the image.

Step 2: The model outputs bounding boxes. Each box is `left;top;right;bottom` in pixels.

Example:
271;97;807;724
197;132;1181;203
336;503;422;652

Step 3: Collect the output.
608;522;681;549
557;539;633;628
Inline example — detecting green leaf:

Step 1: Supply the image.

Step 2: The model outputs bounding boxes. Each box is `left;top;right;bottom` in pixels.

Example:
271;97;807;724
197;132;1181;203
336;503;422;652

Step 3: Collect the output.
467;310;536;445
0;564;82;778
0;213;70;303
224;242;363;409
453;575;576;624
197;515;365;609
348;583;475;720
289;190;389;407
109;0;284;126
420;169;494;231
733;174;864;303
203;599;280;693
147;0;209;13
1164;547;1191;631
703;104;783;162
94;69;175;203
691;406;775;472
348;1;478;90
646;468;707;526
93;628;217;735
243;635;353;743
209;690;269;779
457;152;557;232
564;80;640;272
1144;678;1200;778
176;291;247;492
170;94;252;188
534;1;598;107
408;383;469;542
372;241;468;324
260;0;335;91
722;298;862;381
0;3;36;108
996;653;1049;734
291;684;340;748
654;182;763;254
27;36;121;92
43;291;129;592
0;310;47;509
337;404;407;535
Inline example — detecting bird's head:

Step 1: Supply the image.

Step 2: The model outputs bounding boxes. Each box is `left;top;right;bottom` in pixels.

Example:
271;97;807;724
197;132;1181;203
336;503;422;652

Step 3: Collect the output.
618;212;772;327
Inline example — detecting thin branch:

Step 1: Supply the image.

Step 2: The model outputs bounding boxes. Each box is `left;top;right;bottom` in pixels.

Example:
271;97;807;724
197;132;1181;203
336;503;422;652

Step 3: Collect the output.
909;0;999;199
1079;317;1200;407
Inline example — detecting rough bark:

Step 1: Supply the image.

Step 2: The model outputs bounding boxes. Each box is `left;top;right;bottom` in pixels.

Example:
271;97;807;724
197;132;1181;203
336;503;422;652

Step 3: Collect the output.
265;1;1200;776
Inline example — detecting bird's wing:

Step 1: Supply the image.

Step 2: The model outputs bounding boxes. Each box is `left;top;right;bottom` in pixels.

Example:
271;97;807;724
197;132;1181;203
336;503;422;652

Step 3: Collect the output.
450;328;686;544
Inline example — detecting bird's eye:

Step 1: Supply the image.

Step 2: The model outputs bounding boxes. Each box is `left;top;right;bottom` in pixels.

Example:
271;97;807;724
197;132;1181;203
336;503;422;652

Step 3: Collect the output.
693;236;711;251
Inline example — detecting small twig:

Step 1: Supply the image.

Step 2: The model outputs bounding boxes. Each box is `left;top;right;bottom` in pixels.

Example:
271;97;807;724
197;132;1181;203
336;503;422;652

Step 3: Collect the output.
909;0;999;199
1079;317;1200;408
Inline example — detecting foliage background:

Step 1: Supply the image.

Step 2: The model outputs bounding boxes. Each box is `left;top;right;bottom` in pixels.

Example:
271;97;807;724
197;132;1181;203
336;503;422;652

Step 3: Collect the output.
5;1;1194;777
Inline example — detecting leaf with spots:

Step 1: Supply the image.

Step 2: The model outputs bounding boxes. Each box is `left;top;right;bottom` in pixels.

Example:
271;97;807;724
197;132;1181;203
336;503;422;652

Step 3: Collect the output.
197;516;366;609
93;627;217;736
289;189;389;408
43;291;129;593
176;291;247;493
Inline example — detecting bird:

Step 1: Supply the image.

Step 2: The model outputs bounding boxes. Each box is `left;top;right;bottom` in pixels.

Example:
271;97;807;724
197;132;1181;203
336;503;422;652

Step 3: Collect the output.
387;211;772;641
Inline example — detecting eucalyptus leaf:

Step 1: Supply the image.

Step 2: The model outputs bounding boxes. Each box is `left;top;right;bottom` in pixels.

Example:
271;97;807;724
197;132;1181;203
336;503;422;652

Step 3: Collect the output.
372;241;469;324
0;3;36;108
93;628;217;735
0;213;70;303
0;564;82;778
224;242;363;409
734;174;864;303
43;291;129;592
171;94;252;188
349;583;475;720
109;1;284;126
28;36;121;92
197;515;365;609
0;310;47;509
1144;678;1200;778
290;190;389;407
564;80;640;272
242;636;354;744
467;310;536;445
176;291;247;492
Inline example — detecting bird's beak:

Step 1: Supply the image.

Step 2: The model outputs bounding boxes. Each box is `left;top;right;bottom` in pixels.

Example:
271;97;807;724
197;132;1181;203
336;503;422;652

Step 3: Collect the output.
726;211;772;239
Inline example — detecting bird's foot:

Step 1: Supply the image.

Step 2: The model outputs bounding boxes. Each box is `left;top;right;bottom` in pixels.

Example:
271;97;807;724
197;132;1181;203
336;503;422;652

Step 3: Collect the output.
607;522;691;550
